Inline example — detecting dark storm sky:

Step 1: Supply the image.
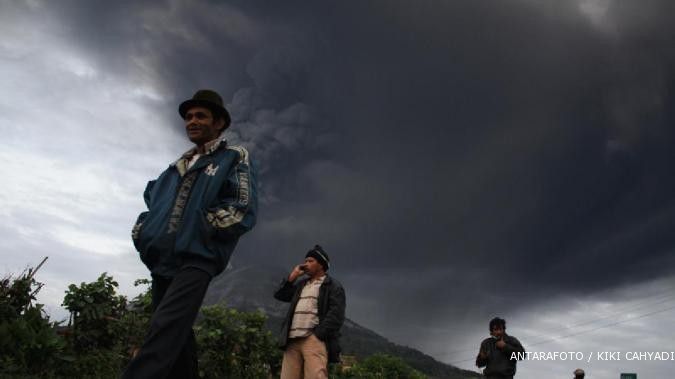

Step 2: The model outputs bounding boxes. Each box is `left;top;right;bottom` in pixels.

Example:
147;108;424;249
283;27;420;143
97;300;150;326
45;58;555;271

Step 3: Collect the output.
72;0;675;302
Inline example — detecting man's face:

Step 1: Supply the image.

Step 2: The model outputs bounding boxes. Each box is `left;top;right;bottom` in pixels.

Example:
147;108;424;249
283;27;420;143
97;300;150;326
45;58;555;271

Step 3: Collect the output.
184;106;224;146
302;257;324;277
491;325;505;339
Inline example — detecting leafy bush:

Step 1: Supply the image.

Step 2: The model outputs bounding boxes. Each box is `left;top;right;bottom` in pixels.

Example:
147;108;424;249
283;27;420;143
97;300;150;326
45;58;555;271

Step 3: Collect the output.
62;273;128;351
57;275;153;378
0;263;66;378
57;273;132;377
196;304;282;378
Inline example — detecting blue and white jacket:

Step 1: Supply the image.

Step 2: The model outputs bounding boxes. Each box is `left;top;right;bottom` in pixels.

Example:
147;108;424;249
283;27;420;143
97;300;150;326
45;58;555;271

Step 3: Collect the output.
131;137;257;277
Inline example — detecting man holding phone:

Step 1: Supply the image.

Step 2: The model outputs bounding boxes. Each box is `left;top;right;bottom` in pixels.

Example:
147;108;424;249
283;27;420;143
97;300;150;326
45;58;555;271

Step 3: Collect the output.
476;317;525;379
273;245;346;379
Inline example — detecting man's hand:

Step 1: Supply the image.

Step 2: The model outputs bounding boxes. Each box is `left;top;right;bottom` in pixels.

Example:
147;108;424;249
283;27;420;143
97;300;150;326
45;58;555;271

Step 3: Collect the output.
288;265;305;282
495;338;506;349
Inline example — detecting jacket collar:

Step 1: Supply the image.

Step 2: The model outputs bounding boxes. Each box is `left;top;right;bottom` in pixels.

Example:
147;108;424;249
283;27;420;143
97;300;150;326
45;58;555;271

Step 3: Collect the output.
171;136;227;175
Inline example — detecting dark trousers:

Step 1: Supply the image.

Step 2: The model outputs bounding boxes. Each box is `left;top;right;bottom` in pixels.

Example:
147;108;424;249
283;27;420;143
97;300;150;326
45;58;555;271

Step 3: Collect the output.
122;267;211;379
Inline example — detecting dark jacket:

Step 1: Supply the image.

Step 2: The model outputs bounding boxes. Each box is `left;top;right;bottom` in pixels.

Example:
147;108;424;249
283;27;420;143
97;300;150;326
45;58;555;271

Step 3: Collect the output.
131;140;257;277
475;334;525;377
274;275;346;363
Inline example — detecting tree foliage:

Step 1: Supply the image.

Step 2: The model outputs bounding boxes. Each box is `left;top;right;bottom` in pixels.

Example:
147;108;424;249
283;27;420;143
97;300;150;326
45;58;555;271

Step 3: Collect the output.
58;274;152;378
62;273;127;351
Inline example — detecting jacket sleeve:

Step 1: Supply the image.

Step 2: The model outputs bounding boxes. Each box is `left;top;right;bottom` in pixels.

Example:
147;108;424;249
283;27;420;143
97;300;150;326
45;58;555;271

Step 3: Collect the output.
273;278;297;303
314;283;346;341
131;180;156;246
504;336;525;359
205;147;258;237
475;340;488;367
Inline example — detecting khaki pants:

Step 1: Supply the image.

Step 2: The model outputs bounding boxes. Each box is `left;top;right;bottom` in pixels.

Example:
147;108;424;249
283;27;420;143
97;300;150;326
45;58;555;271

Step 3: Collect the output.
280;334;328;379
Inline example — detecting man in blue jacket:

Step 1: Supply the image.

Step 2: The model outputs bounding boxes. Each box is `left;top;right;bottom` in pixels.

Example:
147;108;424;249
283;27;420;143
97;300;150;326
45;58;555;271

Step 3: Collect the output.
123;89;257;379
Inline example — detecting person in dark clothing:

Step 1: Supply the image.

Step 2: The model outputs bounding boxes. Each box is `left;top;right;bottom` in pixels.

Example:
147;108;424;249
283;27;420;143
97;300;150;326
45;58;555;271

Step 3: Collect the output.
475;317;525;379
273;245;346;379
123;89;257;379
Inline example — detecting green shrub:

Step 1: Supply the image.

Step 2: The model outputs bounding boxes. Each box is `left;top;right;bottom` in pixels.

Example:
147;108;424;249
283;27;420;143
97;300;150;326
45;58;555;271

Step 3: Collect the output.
62;273;128;351
58;274;152;378
0;265;66;378
196;304;282;378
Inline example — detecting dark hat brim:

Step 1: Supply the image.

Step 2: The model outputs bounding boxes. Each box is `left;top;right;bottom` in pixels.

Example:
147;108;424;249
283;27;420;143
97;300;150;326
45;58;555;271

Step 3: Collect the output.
179;99;231;127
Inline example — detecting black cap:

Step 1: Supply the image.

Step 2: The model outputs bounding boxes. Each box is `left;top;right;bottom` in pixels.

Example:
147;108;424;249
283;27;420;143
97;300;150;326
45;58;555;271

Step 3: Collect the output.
306;245;330;271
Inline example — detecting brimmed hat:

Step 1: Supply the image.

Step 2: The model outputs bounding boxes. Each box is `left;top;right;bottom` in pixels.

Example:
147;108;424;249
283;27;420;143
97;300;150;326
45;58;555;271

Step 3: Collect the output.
179;89;231;127
306;245;330;271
